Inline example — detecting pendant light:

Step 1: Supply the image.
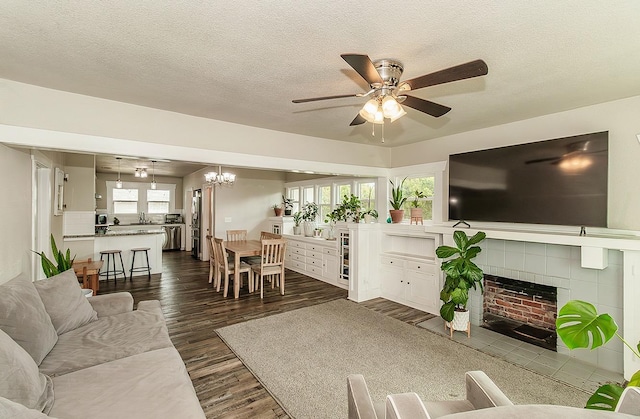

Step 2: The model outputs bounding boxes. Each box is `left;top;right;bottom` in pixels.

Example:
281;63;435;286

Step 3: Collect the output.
115;157;123;189
150;160;157;190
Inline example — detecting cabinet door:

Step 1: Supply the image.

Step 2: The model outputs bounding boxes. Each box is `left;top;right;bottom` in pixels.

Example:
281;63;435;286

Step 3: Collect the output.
380;266;405;301
323;254;338;285
406;270;439;315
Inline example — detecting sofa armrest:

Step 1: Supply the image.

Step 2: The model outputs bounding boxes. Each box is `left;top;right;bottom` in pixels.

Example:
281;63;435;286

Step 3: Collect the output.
347;374;379;419
616;386;640;414
385;393;430;419
465;371;513;409
88;292;134;317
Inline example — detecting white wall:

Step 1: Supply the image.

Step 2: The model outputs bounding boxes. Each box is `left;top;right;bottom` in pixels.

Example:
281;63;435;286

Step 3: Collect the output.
64;153;95;211
0;144;32;283
390;94;640;231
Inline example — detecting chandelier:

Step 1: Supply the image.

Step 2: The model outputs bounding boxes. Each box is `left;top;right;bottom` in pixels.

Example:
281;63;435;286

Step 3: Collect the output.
204;165;236;186
134;168;148;178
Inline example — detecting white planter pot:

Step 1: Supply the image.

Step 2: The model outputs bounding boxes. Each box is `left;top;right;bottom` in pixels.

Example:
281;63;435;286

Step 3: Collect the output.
446;310;470;337
303;221;316;237
363;214;374;223
293;226;302;235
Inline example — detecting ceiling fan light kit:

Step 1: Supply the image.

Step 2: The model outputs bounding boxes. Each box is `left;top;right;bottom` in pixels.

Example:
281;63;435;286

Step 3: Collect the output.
292;54;488;142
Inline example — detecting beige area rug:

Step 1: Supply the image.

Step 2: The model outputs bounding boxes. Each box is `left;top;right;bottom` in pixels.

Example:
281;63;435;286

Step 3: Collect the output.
216;299;589;418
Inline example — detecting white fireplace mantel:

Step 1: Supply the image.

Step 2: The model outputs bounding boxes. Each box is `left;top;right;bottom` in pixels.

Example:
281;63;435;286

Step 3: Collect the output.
426;224;640;381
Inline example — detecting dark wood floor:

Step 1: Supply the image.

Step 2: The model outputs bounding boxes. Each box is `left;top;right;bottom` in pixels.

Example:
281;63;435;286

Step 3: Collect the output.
99;250;435;418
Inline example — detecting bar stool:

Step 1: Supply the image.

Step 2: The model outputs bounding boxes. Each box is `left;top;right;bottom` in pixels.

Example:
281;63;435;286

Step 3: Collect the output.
130;247;151;280
99;250;127;282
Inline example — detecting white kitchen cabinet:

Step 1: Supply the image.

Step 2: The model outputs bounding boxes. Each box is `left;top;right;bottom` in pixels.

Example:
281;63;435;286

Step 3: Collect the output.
284;235;344;289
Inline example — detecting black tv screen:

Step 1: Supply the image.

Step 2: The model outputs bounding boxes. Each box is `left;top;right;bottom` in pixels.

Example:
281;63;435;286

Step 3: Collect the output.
448;131;608;227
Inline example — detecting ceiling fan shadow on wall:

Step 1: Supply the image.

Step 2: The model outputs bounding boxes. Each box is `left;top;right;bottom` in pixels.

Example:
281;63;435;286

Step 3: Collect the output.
292;54;488;142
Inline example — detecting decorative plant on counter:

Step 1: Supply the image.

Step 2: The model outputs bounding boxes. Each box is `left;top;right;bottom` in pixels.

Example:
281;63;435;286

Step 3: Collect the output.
361;208;378;223
435;230;486;330
411;190;425;208
301;202;319;236
33;234;76;278
282;195;294;216
556;300;640;411
336;194;362;222
389;177;407;223
272;204;283;216
292;211;303;235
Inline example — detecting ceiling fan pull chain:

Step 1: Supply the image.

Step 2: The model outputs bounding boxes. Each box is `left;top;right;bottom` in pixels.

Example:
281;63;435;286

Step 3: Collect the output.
382;121;385;143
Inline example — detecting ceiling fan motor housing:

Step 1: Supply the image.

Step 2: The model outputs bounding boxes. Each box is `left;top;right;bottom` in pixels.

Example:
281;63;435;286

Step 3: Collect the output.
372;59;404;94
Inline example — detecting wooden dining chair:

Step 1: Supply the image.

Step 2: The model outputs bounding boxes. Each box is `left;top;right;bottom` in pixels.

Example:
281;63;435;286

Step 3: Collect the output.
206;235;218;288
226;230;247;241
251;239;286;299
213;237;251;297
260;231;282;240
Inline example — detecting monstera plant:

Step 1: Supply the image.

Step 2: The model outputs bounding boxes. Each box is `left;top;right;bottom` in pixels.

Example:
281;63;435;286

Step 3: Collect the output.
556;300;640;410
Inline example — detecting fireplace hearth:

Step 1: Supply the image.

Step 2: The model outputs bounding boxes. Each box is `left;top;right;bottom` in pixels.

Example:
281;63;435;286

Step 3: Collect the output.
482;275;557;351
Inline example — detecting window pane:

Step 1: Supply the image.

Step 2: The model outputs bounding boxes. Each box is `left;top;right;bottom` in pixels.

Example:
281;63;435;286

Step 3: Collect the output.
287;187;300;213
319;186;331;223
148;202;169;214
303;186;314;204
337;184;351;201
113;188;138;201
358;182;376;210
114;201;138;214
399;176;435;221
147;189;170;201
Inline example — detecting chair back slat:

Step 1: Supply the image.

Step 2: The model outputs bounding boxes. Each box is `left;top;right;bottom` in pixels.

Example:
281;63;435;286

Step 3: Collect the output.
226;230;247;241
260;231;282;240
260;239;286;268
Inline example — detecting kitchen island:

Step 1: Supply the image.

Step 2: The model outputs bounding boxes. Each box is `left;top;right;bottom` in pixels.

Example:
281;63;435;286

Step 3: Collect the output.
95;229;164;277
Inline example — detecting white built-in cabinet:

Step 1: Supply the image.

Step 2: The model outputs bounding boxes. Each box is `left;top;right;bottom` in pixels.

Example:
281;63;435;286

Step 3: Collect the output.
284;235;344;289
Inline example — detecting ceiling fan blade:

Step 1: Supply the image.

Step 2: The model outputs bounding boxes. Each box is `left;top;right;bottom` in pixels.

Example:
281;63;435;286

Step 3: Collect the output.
402;95;451;117
402;59;488;91
292;93;360;103
350;114;366;126
341;54;383;86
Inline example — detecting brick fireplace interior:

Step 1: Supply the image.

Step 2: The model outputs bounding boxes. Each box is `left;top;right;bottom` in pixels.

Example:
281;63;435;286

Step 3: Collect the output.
482;274;557;351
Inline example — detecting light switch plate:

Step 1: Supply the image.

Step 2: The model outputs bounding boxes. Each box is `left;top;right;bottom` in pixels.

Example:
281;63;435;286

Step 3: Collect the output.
225;217;232;223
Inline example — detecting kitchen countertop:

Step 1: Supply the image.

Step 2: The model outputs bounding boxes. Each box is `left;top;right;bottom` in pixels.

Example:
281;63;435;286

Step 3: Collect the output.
64;229;165;239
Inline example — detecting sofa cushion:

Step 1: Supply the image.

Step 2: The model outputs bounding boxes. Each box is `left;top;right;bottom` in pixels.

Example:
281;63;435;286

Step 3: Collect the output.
50;347;205;419
0;396;55;418
0;274;58;365
33;268;98;335
39;302;173;376
0;329;54;414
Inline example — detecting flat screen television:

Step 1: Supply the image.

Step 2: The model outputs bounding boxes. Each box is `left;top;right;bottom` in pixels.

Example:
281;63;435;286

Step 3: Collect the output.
448;131;608;227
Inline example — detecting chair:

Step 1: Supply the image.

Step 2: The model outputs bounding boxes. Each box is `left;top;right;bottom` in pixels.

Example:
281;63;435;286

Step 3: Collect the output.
251;239;286;299
213;237;251;297
206;235;218;288
226;230;247;241
99;249;127;282
347;371;513;419
260;231;281;240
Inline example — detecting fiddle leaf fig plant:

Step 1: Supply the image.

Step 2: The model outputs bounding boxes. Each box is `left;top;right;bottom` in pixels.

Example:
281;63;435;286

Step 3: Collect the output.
435;230;486;322
556;300;640;411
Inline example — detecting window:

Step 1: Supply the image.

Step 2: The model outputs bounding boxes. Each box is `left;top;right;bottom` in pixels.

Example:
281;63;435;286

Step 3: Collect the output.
302;186;314;205
318;185;331;222
147;189;171;214
358;181;376;211
113;188;138;214
336;183;351;202
287;187;300;213
400;176;435;221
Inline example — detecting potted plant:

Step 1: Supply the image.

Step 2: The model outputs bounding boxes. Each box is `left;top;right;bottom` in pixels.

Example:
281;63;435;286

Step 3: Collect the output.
556;300;640;411
435;230;486;336
282;195;294;216
410;190;425;223
34;234;76;278
362;208;378;223
389;177;407;223
301;202;318;236
272;204;283;217
336;194;362;222
292;211;303;235
325;208;340;239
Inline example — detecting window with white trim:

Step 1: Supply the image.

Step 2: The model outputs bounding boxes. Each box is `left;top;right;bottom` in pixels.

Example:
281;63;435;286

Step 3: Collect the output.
112;188;139;214
147;189;171;214
398;175;435;221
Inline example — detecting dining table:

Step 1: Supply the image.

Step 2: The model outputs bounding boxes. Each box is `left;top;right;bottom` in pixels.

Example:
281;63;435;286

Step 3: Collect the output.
72;258;104;296
224;239;262;298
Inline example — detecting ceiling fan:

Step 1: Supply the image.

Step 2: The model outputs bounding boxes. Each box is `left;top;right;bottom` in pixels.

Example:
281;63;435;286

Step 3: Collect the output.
292;54;488;128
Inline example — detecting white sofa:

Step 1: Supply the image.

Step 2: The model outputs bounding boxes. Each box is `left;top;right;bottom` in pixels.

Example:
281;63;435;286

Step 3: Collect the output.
0;269;205;418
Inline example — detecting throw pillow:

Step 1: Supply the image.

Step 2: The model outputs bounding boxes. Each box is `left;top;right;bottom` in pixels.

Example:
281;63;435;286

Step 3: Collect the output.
0;396;54;418
34;268;98;335
0;274;58;365
0;329;54;414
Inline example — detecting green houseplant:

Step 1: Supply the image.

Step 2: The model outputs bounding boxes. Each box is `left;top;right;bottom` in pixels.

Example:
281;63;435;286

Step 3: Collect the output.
336;194;362;222
362;208;378;223
389;177;407;223
282;195;294;216
410;190;425;224
292;211;303;235
556;300;640;411
301;202;319;236
34;234;75;278
435;230;486;334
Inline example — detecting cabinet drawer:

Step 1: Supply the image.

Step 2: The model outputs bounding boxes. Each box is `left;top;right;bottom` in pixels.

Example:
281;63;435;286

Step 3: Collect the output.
291;260;305;270
291;247;306;256
380;256;406;268
291;253;305;263
307;265;323;276
306;257;322;267
306;250;322;259
288;240;305;249
323;247;337;256
406;261;435;274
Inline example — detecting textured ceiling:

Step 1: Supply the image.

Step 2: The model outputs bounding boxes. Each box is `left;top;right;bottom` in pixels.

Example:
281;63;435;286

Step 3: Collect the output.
2;1;640;148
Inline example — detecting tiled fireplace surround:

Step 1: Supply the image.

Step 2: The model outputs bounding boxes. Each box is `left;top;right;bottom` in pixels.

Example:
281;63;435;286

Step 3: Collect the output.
467;239;624;373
